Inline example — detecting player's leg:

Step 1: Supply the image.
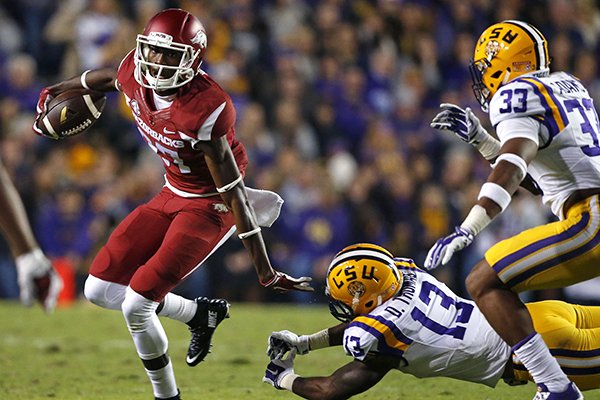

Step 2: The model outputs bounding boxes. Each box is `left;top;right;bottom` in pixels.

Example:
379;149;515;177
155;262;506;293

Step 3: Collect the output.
467;260;575;397
522;301;600;391
466;196;600;399
83;196;171;310
142;199;235;366
123;196;235;398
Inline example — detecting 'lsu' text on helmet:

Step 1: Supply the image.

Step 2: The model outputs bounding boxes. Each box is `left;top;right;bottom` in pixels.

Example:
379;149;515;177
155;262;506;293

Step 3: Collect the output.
134;8;207;90
326;243;403;322
469;20;550;110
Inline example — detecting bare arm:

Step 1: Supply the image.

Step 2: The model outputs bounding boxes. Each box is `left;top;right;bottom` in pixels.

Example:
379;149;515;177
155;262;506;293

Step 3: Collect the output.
292;355;399;400
47;67;119;95
197;136;277;284
477;137;538;219
0;161;38;257
326;323;348;346
424;135;539;269
0;161;63;311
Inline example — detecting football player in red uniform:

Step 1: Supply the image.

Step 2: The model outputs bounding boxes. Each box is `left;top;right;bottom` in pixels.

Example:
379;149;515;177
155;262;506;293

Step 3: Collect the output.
33;8;313;400
0;159;62;312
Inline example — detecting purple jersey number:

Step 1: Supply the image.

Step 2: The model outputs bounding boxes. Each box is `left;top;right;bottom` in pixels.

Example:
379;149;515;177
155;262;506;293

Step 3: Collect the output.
564;98;600;156
410;281;474;340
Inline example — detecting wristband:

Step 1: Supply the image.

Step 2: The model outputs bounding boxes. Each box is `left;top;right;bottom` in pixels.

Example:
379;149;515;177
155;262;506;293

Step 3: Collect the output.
478;182;512;211
279;373;299;391
238;227;261;240
307;329;329;350
473;131;501;160
217;175;242;193
460;205;491;236
261;273;279;287
80;70;92;90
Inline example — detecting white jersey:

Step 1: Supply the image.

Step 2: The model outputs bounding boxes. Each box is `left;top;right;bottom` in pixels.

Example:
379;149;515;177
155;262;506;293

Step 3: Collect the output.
343;259;511;387
489;71;600;219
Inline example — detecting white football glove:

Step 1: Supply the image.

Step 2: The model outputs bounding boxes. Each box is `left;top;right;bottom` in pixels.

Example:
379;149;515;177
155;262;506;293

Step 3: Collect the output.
431;103;501;160
267;330;310;359
424;226;474;271
430;103;487;144
263;349;297;390
16;249;63;313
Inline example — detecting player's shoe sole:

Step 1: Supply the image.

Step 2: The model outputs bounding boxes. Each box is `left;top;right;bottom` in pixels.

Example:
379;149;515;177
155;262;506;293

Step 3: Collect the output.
186;297;230;366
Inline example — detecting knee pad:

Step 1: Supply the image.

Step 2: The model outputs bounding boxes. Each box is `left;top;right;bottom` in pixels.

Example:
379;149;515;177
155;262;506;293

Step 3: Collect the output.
122;287;167;359
84;275;126;310
122;287;159;332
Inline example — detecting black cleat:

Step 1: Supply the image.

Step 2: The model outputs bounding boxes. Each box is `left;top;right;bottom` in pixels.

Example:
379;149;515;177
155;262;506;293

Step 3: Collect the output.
186;297;230;366
155;389;181;399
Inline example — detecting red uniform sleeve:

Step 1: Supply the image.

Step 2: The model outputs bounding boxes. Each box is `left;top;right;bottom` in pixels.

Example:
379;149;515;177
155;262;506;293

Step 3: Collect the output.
195;96;236;141
116;50;136;97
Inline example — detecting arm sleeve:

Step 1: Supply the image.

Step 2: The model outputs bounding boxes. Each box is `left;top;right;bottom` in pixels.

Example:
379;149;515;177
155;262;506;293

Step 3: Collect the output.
196;98;235;141
496;117;541;145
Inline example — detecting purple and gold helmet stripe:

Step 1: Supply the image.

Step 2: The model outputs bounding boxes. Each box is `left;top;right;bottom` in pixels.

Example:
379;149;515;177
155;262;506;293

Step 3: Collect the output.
503;20;549;70
328;244;400;282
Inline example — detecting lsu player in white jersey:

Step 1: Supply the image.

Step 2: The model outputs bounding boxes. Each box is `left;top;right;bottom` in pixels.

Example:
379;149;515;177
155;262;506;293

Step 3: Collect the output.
423;20;600;399
262;244;600;399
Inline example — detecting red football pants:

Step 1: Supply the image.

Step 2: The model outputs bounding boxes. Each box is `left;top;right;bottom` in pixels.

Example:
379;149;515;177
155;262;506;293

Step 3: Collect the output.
89;187;235;301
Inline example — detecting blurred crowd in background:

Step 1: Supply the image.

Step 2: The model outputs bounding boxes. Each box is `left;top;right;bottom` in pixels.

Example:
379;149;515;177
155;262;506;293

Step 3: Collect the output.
0;0;598;307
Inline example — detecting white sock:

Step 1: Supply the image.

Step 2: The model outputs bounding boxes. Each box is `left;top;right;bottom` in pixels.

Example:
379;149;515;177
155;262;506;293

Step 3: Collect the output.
156;293;197;323
146;360;178;399
512;333;570;391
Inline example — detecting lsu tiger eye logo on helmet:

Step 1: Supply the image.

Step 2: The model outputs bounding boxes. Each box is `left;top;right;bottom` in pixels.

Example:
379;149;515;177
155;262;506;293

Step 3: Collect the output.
484;40;500;60
347;281;366;298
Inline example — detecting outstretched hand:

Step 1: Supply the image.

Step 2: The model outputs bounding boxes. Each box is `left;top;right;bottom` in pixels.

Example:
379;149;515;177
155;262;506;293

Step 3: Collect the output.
16;250;63;313
430;103;486;144
263;271;313;293
424;226;474;271
32;88;55;138
267;330;310;359
263;349;297;390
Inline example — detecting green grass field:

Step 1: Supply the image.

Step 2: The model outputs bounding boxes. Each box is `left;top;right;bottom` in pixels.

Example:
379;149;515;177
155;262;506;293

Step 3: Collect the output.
0;301;598;400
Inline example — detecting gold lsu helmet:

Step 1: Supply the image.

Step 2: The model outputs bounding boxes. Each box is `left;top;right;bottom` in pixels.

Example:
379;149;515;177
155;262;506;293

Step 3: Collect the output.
470;20;550;110
325;243;403;322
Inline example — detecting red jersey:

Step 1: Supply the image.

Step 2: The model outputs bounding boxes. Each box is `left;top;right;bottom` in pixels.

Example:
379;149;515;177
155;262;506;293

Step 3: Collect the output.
116;50;248;196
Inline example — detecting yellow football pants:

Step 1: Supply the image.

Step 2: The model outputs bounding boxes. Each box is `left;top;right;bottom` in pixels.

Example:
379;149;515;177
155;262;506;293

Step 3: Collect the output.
485;195;600;292
511;300;600;390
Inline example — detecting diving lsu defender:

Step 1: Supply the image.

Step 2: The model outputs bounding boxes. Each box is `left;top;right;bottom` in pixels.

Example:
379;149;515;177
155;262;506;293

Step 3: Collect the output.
263;244;600;399
425;20;600;400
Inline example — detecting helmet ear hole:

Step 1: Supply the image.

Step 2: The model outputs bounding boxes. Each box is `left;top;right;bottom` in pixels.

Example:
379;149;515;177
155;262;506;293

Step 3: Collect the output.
364;300;374;310
491;71;503;79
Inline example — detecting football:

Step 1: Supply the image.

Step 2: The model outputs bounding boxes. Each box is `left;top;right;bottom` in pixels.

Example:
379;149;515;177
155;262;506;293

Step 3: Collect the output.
38;88;106;139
